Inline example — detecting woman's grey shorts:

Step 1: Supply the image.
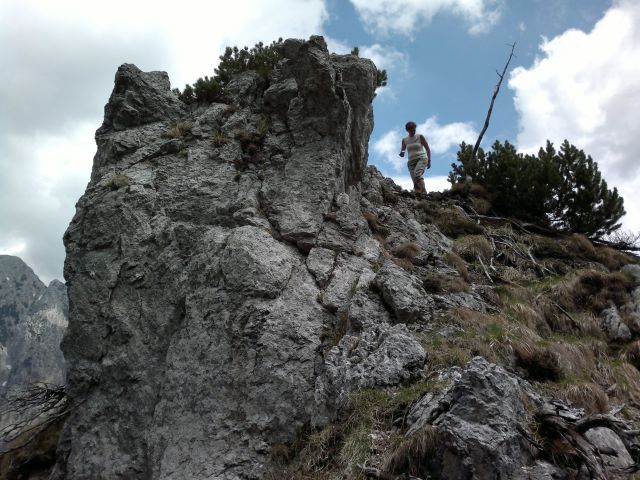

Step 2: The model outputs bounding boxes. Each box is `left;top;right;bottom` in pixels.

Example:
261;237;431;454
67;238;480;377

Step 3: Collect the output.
408;156;429;183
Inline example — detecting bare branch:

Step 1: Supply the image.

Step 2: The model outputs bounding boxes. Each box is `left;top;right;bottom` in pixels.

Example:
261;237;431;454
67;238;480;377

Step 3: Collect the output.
472;42;516;160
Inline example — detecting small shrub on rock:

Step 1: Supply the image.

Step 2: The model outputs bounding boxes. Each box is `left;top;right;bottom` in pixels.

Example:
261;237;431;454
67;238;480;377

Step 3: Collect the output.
162;121;193;139
384;426;439;477
393;241;420;260
444;251;470;282
107;174;130;190
454;235;493;262
434;208;484;238
422;272;468;294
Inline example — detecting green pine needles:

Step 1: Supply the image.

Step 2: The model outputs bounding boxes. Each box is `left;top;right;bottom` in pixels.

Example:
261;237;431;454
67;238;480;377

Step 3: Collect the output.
175;39;388;105
450;140;625;238
174;38;285;104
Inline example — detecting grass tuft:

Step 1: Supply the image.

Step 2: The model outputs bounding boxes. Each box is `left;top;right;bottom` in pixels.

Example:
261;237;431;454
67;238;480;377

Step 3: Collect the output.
393;241;421;260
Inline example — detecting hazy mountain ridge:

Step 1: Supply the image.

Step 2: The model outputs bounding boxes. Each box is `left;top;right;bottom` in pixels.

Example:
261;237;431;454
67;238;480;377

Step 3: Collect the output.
0;255;67;394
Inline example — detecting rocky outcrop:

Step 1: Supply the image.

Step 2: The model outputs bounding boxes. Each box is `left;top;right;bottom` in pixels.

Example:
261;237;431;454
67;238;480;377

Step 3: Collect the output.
56;36;395;480
0;255;67;394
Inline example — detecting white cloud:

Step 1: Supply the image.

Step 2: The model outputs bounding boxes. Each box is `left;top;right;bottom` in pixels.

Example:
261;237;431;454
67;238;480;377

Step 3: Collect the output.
374;130;405;171
0;124;95;283
420;117;477;154
359;44;408;72
0;0;328;281
350;0;503;36
374;116;477;172
509;0;640;233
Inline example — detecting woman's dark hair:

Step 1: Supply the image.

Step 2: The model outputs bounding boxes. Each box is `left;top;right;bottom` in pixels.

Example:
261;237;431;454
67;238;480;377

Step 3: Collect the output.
405;121;417;130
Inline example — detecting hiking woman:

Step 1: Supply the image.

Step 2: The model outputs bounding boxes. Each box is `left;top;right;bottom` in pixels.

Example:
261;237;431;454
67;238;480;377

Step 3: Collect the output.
399;121;431;193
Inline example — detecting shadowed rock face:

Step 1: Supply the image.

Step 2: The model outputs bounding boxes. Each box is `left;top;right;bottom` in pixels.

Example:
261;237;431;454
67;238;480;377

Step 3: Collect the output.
56;36;390;480
0;255;67;395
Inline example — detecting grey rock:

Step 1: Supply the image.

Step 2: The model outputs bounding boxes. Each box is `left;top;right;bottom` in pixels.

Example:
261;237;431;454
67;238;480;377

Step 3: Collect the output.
317;290;426;412
601;306;632;342
354;234;382;262
264;77;298;111
628;287;640;333
374;260;433;323
220;225;295;298
406;357;535;479
306;247;336;287
56;36;378;480
98;63;185;134
622;264;640;282
584;427;634;473
322;254;371;312
514;461;567;479
324;321;426;408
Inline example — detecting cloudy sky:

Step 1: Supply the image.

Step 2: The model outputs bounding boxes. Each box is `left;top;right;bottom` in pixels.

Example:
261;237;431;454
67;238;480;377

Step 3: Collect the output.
1;0;638;283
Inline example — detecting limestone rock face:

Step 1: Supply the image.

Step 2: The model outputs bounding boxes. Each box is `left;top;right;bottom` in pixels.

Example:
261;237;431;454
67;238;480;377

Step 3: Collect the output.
0;255;67;394
56;36;399;480
406;357;535;479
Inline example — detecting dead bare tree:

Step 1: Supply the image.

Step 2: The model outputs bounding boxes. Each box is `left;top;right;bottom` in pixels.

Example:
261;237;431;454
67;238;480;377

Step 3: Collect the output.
0;383;68;455
472;42;517;160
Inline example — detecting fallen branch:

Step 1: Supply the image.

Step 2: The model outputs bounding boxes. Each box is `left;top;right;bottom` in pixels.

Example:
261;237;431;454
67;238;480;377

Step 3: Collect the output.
0;383;70;455
534;401;640;478
477;254;493;283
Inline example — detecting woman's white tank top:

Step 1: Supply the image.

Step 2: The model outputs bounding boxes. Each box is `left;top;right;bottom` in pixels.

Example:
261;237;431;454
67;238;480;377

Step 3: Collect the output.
404;134;427;160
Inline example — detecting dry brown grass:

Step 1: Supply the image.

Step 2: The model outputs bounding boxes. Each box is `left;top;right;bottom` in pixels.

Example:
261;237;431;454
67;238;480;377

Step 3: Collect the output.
600;360;640;404
515;337;601;384
596;246;635;271
373;232;389;250
297;425;341;474
384;426;439;477
550;342;598;379
506;303;549;335
623;340;640;370
235;129;265;154
568;234;597;258
429;308;541;369
471;197;492;215
448;182;468;196
391;256;415;272
107;174;130;190
469;183;490;198
534;297;607;337
444;251;470;282
162;121;193;139
381;182;399;205
529;235;571;259
393;241;421;260
363;211;388;236
320;312;348;349
422;273;468;294
434;208;484;238
550;270;634;314
514;343;563;381
560;382;609;414
453;235;494;262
